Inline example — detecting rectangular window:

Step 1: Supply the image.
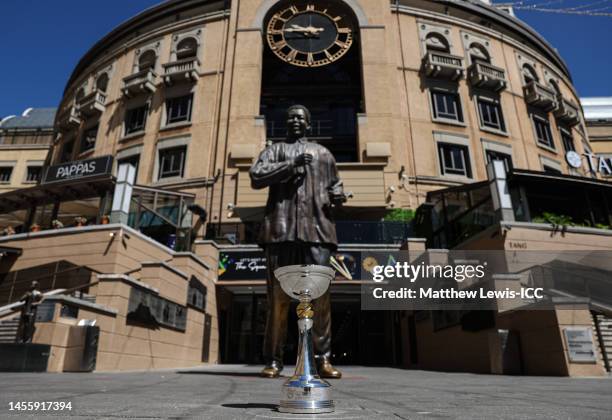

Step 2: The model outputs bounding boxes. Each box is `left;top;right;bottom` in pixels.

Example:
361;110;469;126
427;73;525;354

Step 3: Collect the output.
478;98;506;132
158;146;186;179
166;94;193;125
26;166;43;183
438;143;472;178
125;105;148;135
118;155;140;180
431;90;463;122
80;125;98;153
485;150;513;172
533;115;555;149
543;165;562;175
0;167;13;183
560;128;575;152
61;140;74;163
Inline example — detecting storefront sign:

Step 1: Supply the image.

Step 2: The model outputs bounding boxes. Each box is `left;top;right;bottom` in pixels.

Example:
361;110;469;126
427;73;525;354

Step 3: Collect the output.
42;155;114;184
219;251;267;281
563;326;597;363
566;151;612;176
218;250;362;281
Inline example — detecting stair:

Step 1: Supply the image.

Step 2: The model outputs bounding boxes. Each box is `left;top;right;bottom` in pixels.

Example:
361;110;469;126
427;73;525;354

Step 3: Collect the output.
593;313;612;372
0;318;19;343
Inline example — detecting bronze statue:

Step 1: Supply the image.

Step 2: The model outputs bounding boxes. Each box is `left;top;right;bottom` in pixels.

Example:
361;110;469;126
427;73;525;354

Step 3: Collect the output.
250;105;345;379
16;281;43;344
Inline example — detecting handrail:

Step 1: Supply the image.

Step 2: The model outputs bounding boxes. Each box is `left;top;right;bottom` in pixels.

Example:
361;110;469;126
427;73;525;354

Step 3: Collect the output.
0;289;67;318
1;264;101;290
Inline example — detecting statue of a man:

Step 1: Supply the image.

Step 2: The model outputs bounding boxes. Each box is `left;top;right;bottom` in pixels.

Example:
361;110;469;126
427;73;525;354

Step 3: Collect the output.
250;105;345;379
17;281;43;344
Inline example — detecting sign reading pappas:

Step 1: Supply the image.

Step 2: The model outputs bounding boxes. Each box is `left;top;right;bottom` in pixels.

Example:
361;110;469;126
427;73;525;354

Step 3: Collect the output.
42;155;114;184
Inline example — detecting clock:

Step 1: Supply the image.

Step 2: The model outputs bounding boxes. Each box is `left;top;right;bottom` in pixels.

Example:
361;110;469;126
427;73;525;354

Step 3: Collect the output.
566;151;582;169
266;4;353;67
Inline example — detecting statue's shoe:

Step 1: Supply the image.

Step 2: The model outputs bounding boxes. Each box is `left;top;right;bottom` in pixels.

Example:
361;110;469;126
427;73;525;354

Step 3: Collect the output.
260;361;283;378
318;360;342;379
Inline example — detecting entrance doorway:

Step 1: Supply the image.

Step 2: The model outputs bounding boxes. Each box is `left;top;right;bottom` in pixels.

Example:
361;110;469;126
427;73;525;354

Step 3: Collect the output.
221;291;402;366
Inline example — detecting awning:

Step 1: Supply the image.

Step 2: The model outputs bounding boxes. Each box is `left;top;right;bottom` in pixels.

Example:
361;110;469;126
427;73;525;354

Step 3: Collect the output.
0;175;115;213
510;169;612;189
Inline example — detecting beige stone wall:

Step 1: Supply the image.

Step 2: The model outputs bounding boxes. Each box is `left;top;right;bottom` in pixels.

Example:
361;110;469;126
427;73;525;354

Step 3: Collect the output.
0;225;219;372
50;0;592;225
0;146;50;193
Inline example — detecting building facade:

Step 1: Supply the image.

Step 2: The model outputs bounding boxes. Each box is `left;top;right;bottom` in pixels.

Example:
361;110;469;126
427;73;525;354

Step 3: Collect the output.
0;0;610;375
0;108;55;193
583;97;612;177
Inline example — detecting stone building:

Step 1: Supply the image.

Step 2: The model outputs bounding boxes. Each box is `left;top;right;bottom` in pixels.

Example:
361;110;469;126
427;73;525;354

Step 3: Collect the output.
0;108;55;193
0;0;610;375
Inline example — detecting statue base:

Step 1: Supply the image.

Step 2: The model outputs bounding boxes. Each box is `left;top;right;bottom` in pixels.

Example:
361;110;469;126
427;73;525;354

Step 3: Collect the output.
279;376;334;414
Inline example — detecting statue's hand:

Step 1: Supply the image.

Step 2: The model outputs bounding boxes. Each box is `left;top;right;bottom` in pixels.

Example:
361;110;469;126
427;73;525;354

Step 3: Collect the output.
293;153;313;167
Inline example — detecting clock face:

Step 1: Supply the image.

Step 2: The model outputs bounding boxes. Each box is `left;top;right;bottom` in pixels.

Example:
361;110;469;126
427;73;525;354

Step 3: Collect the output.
566;151;582;169
266;4;353;67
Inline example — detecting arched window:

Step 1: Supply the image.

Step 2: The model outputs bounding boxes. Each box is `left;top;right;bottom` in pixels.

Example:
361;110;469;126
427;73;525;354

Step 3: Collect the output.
176;37;198;60
469;43;490;64
96;73;109;92
425;33;450;53
522;64;538;85
138;50;157;72
75;87;85;102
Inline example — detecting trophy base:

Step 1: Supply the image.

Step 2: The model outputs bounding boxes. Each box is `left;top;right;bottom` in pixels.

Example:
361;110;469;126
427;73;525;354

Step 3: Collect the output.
278;378;334;414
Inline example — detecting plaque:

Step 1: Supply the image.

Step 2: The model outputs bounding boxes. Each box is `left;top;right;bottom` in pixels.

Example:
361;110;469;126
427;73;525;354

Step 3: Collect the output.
563;327;597;363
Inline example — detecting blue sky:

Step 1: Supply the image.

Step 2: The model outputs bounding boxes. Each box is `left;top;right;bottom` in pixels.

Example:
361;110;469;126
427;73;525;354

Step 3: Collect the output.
0;1;611;117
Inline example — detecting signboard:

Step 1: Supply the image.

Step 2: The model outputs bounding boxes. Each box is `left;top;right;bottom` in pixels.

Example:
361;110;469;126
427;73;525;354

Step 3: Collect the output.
563;326;597;363
566;151;612;176
42;155;114;185
218;250;363;281
219;251;267;281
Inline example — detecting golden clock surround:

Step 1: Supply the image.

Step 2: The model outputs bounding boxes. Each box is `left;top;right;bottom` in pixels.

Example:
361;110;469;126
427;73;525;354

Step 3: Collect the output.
265;3;354;67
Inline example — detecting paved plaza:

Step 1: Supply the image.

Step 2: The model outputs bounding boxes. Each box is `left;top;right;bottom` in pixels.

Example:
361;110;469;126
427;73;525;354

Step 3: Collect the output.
0;365;610;419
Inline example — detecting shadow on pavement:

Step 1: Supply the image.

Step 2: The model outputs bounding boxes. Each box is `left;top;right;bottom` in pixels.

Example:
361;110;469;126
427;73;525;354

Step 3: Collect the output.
222;403;277;410
178;370;266;377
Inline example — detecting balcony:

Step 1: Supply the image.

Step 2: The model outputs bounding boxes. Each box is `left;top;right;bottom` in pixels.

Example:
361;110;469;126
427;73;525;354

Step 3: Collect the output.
122;69;157;97
421;51;464;81
162;58;200;86
77;90;107;116
554;96;581;126
467;61;507;92
523;81;558;112
57;106;81;129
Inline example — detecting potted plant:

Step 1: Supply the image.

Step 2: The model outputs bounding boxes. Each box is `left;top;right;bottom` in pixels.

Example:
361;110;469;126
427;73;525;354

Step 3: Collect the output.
100;215;110;225
30;224;41;233
74;216;87;227
51;219;64;229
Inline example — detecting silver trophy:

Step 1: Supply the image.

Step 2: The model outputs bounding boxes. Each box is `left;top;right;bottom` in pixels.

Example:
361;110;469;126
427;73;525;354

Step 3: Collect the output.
274;264;336;414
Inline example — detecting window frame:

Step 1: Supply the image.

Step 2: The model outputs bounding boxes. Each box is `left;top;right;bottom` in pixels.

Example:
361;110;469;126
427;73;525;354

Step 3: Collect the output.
437;142;473;179
79;124;99;155
24;165;43;184
476;95;507;135
430;88;465;125
0;166;14;184
157;145;187;181
124;104;149;136
532;113;556;151
560;127;575;153
164;94;193;127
